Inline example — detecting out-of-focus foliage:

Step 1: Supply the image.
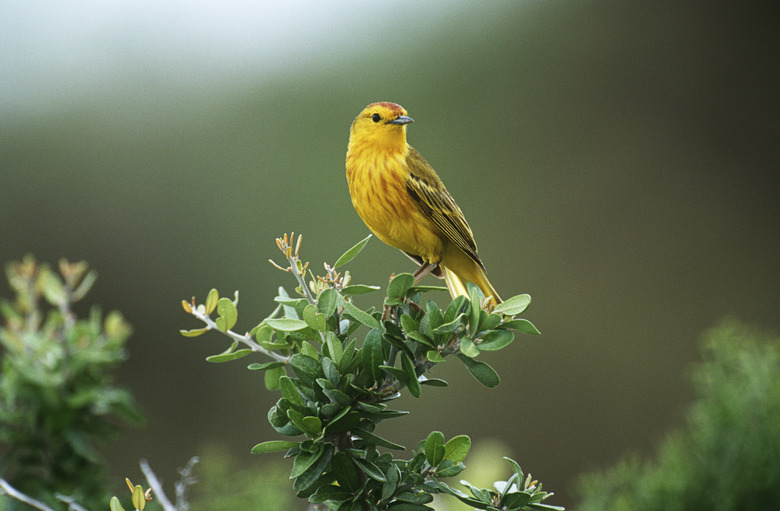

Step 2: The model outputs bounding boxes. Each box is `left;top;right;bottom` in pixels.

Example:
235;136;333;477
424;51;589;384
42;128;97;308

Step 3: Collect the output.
189;445;297;511
0;257;145;511
577;319;780;511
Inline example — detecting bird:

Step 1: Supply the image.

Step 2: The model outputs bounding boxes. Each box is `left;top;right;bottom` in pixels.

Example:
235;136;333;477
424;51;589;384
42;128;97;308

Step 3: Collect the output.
345;102;501;307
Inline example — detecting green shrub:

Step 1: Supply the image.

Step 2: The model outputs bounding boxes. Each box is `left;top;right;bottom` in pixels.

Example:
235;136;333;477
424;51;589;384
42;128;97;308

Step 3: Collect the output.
180;234;562;511
0;257;144;511
577;319;780;511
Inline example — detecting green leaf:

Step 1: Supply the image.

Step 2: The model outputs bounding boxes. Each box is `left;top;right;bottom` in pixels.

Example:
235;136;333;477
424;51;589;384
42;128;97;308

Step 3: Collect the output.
444;295;469;323
353;428;406;450
502;492;532;509
476;330;515;351
459;338;480;358
266;318;309;331
322;388;352;407
434;313;467;335
39;267;66;305
343;300;381;329
353;457;389;482
323;332;343;364
504;457;525;487
331;451;361;492
468;283;484;336
247;361;285;371
301;416;322;436
321;357;341;385
394;492;434;504
280;376;303;406
253;323;274;342
290;353;322;386
493;294;531;316
287;410;322;437
422;301;444;338
410;285;448;293
426;350;445;363
131;484;145;510
420;376;448;387
309;484;353;504
342;284;381;295
206;348;252;363
380;364;409;382
400;313;418;334
444;435;471;462
268;403;301;435
215;297;238;332
478;312;502;332
457;354;500;388
382;464;401;500
309;483;354;503
425;431;446;466
401;351;421;398
334;234;372;268
205;288;219;314
432;480;485;507
292;444;334;492
501;318;541;335
303;304;327;331
265;366;286;391
109;496;126;511
387;273;415;300
407;330;435;347
338;338;357;374
251;440;300;454
527;503;565;510
361;328;384;383
180;327;209;337
324;409;360;433
291;444;325;478
301;341;319;359
317;288;339;317
461;481;492;503
435;459;466;478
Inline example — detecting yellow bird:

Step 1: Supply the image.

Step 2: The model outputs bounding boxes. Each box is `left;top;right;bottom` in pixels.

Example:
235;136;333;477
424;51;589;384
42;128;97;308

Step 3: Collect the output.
345;102;501;307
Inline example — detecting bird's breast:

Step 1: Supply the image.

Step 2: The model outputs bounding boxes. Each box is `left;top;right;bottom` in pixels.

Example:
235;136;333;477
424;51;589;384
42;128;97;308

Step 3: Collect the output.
346;149;443;263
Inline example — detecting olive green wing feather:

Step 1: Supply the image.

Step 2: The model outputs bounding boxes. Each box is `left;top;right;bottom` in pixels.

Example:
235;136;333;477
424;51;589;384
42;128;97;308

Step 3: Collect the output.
404;147;486;271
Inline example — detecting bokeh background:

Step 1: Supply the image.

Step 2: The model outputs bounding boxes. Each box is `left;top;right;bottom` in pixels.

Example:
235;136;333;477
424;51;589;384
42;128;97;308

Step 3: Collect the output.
2;1;778;508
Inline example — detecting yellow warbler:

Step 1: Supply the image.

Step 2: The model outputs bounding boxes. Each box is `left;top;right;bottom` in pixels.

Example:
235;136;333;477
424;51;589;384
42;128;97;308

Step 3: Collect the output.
345;102;501;306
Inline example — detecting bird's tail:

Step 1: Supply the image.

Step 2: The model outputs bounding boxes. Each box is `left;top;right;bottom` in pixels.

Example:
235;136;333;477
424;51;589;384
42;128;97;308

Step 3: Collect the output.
443;263;501;309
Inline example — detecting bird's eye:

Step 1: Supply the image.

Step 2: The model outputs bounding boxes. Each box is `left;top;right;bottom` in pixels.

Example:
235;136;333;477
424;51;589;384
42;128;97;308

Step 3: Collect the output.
371;113;381;123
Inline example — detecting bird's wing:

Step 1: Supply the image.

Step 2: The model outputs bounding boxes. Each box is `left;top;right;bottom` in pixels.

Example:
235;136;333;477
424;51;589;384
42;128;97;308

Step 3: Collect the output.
404;147;485;271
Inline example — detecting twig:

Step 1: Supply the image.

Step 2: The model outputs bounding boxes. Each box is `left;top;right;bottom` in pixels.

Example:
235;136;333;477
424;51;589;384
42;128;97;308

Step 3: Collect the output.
189;307;290;364
140;459;175;511
173;456;199;511
0;478;56;511
56;493;91;511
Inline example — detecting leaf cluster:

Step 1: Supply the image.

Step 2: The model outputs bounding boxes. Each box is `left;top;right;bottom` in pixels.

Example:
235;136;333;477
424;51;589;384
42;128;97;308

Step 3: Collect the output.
0;256;144;511
182;235;560;510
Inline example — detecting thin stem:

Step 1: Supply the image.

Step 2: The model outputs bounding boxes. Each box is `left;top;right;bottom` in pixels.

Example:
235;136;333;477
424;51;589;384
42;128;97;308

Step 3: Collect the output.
140;459;175;511
0;478;55;511
55;494;90;511
189;307;290;364
173;456;199;511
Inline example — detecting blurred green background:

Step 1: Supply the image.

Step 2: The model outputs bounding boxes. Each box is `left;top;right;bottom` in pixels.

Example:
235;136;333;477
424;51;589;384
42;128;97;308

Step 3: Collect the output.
1;1;778;508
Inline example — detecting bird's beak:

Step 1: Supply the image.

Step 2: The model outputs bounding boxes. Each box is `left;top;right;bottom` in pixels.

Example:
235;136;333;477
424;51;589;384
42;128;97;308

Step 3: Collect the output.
388;115;414;125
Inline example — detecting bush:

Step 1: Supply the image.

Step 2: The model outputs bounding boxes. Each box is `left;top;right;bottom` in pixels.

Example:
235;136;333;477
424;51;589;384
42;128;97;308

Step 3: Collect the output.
577;319;780;511
179;234;562;511
0;257;144;511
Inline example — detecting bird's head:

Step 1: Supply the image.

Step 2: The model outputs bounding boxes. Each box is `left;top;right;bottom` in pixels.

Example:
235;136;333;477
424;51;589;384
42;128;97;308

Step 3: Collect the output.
349;102;414;153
